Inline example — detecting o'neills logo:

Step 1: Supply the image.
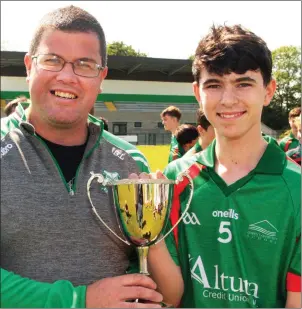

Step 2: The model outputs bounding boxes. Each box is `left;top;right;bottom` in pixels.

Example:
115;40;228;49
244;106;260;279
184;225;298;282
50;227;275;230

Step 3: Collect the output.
1;143;13;158
212;209;239;220
190;255;258;305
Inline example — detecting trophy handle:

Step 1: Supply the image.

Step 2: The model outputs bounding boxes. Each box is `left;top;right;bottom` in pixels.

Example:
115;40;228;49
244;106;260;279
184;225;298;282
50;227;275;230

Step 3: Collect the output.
87;172;130;245
155;170;194;245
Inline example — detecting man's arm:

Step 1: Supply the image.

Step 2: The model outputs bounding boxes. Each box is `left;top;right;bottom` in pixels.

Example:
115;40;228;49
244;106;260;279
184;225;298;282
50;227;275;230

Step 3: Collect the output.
1;268;163;308
1;268;86;308
286;291;301;308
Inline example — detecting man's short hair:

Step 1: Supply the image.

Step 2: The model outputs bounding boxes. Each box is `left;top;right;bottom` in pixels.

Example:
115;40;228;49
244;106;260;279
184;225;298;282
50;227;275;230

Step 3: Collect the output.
29;5;107;67
192;24;272;86
175;124;199;147
289;107;301;119
196;109;211;130
4;96;29;116
160;106;182;120
99;116;109;131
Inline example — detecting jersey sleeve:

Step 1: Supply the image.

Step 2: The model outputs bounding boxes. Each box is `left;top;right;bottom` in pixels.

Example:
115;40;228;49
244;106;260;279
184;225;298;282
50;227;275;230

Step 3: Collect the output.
1;268;86;308
163;163;181;266
286;165;301;291
287;238;301;292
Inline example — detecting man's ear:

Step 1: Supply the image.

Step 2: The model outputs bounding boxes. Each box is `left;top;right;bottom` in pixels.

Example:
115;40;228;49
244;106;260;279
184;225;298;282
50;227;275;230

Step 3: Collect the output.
24;53;32;83
263;79;277;107
193;81;201;104
99;66;108;93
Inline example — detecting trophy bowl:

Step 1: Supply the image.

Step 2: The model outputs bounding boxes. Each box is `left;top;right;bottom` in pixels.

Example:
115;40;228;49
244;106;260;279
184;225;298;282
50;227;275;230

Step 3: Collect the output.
111;179;173;247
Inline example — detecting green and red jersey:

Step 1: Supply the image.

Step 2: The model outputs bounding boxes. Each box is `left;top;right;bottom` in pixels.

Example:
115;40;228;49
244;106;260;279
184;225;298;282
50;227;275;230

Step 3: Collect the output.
168;135;185;163
164;137;301;308
279;132;299;152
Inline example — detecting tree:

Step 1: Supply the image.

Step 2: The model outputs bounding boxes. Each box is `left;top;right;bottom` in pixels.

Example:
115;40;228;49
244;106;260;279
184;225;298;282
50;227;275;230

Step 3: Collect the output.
107;41;147;57
262;46;301;130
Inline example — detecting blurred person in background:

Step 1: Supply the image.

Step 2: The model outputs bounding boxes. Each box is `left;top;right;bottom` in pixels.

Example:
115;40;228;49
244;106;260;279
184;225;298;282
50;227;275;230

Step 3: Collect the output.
160;105;184;162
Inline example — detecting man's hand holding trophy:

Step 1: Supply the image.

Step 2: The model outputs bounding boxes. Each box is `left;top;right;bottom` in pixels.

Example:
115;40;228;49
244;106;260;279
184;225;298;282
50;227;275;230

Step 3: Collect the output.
87;170;193;307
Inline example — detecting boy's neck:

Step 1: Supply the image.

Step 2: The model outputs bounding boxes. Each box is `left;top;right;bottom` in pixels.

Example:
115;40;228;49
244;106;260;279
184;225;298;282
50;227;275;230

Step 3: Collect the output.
214;127;268;185
170;125;179;136
199;137;211;150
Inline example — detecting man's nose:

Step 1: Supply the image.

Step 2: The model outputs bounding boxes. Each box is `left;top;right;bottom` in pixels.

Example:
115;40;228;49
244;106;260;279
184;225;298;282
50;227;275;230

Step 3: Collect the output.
56;62;77;83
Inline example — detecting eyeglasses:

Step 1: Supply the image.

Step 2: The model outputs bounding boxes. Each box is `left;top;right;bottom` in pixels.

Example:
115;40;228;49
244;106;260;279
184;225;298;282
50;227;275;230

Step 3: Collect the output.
31;54;104;78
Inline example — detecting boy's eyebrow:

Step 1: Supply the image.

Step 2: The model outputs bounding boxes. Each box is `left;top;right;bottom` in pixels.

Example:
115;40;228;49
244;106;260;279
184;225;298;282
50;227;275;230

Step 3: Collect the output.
202;76;257;86
235;77;257;83
202;78;222;86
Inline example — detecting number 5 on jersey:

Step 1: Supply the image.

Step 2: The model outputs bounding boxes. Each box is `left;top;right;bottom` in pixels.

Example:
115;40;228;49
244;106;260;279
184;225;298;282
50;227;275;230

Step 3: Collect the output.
218;221;232;243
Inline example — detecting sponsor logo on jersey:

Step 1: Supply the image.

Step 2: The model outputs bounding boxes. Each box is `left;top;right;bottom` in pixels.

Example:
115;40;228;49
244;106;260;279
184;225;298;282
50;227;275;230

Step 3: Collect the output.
1;143;13;159
190;254;258;306
112;147;126;160
212;209;239;220
246;220;278;243
183;212;201;225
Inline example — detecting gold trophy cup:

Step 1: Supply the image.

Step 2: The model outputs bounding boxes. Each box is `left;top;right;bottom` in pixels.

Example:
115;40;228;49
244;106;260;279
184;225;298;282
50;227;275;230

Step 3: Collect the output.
87;172;194;305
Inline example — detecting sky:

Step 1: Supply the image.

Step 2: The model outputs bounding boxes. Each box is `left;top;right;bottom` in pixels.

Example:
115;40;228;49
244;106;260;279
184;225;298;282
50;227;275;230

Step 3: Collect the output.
1;1;301;59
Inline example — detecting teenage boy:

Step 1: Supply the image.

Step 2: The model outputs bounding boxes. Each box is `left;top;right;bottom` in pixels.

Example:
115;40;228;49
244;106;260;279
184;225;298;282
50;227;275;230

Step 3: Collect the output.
148;24;301;308
279;107;301;152
160;106;185;162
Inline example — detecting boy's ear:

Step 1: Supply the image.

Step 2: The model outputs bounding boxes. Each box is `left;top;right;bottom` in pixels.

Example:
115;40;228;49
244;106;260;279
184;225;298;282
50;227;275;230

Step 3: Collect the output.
193;81;201;103
197;125;204;136
263;79;277;107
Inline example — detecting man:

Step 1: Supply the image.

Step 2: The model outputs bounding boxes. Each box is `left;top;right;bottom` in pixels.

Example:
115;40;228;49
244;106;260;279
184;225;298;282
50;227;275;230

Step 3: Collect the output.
4;96;29;116
183;108;215;157
148;25;301;308
160;106;185;162
1;6;162;308
279;107;301;152
174;124;199;154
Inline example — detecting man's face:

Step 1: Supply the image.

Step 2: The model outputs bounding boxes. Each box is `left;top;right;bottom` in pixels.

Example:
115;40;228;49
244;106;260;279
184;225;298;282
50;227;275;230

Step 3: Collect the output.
193;68;276;140
161;115;178;132
24;29;107;129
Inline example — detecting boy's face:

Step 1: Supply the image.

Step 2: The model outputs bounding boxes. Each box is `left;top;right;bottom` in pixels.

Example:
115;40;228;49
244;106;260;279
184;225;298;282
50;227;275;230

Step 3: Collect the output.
292;116;301;140
289;116;300;137
193;68;276;140
161;115;178;132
